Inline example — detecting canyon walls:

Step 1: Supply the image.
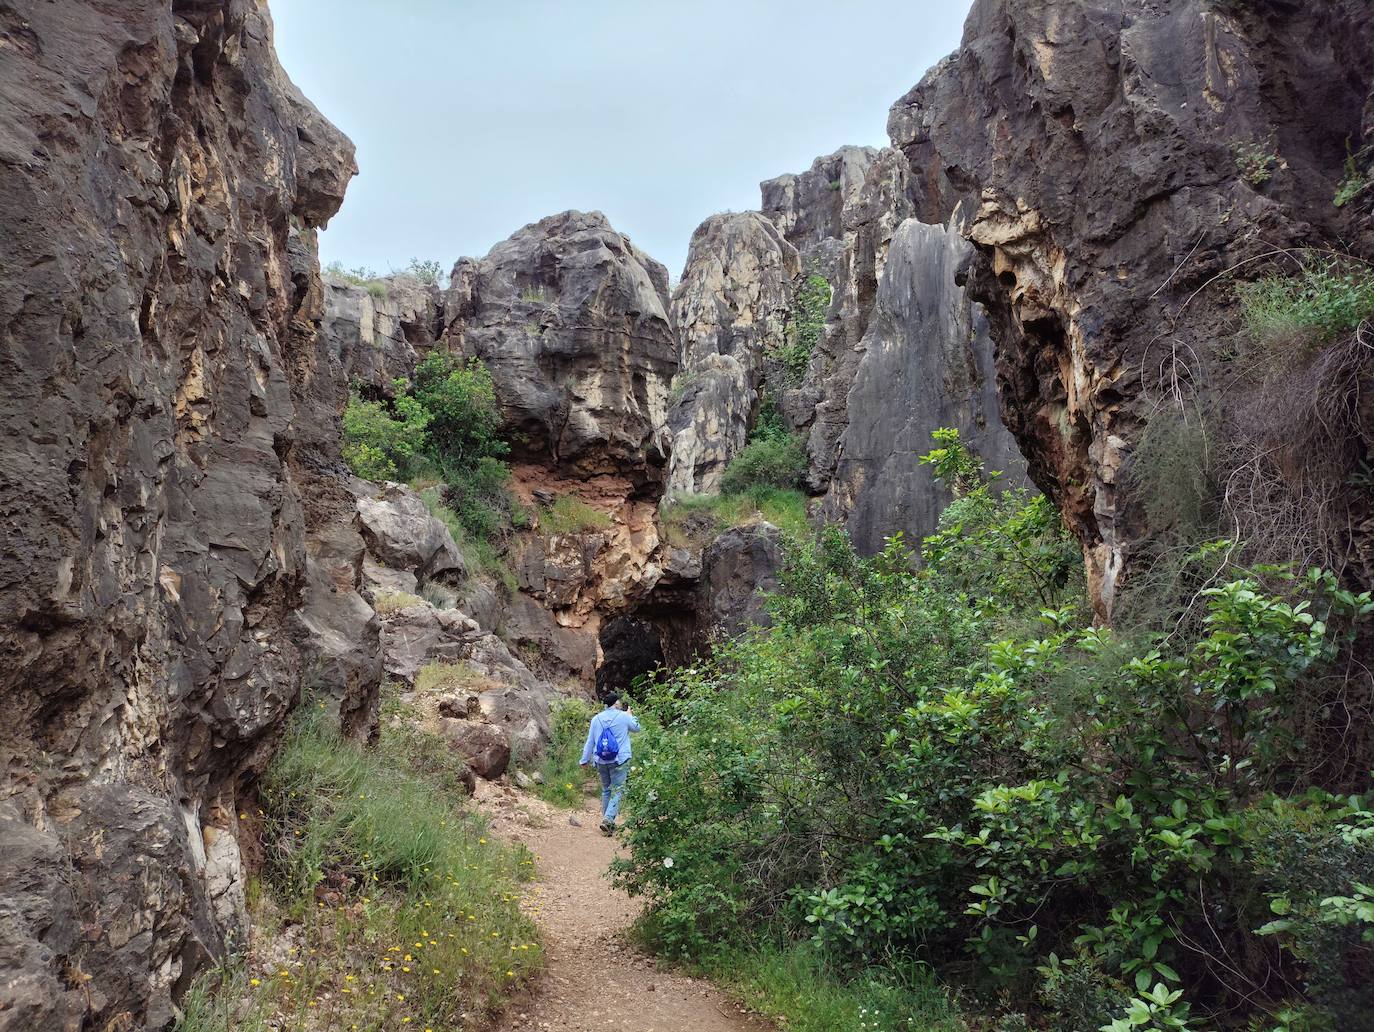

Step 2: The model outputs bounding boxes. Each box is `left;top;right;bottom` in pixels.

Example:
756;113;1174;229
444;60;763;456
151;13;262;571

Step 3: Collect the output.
0;1;360;1028
892;0;1374;615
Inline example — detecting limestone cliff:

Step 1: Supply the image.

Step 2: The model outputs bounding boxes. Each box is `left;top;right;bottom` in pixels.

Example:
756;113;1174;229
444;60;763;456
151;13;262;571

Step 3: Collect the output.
893;0;1374;615
0;1;360;1028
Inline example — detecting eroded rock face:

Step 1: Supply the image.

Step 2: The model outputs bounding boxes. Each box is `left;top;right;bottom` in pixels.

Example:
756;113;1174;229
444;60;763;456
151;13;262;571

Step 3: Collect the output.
323;275;438;394
0;1;358;1026
892;0;1374;615
440;211;678;489
821;218;1025;552
666;213;800;494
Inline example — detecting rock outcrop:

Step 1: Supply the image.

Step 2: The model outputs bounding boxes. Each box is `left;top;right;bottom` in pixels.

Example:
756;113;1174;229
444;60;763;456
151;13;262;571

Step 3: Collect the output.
666;214;800;495
442;211;678;490
892;0;1374;615
0;1;360;1027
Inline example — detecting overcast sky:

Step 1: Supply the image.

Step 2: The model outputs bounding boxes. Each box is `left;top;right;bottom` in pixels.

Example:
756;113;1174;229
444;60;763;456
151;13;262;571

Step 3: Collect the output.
272;0;972;280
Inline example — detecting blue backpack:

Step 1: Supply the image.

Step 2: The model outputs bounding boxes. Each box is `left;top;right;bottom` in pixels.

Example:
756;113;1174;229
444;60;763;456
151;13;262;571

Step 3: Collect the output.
595;721;620;763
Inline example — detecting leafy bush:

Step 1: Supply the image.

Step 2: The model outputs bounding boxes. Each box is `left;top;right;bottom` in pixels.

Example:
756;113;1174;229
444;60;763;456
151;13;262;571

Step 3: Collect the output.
720;434;807;495
1236;257;1374;349
341;393;430;482
412;351;507;473
1333;144;1372;208
615;429;1374;1030
537;496;611;536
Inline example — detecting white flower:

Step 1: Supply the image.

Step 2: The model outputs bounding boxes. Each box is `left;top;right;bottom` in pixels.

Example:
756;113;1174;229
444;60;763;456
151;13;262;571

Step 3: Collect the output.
662;856;674;868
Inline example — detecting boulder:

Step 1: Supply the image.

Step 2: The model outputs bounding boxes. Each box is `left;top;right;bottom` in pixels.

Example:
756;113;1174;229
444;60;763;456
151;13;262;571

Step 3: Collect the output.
440;210;678;487
357;482;468;584
441;719;512;780
699;523;783;639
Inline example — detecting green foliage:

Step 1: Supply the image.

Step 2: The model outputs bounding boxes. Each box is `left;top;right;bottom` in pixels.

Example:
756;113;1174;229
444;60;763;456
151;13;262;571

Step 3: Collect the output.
616;429;1374;1030
404;257;444;285
720;435;807;495
341;393;431;482
692;944;966;1032
771;273;831;381
416;485;517;591
411;351;507;473
179;708;540;1031
1333;143;1372;208
537;496;611;536
1236;257;1374;350
534;697;598;807
1234;141;1278;187
323;260;380;285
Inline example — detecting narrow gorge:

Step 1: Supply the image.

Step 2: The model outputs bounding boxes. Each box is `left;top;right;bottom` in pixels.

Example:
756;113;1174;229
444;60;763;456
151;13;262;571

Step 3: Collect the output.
3;1;1373;1030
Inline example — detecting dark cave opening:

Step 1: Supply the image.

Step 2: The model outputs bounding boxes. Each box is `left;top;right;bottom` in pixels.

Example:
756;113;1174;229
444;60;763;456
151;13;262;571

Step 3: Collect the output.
595;615;666;699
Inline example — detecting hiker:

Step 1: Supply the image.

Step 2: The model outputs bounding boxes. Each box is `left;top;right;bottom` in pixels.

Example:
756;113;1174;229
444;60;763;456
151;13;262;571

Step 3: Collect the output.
579;692;640;836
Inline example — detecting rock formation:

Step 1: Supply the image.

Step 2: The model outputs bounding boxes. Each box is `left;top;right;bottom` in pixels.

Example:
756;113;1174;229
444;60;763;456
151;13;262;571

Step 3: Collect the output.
892;0;1374;615
0;1;359;1027
666;214;799;495
442;210;678;489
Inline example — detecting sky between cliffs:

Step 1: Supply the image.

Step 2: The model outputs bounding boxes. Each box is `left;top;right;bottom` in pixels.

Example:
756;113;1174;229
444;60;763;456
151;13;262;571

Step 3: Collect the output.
272;0;973;282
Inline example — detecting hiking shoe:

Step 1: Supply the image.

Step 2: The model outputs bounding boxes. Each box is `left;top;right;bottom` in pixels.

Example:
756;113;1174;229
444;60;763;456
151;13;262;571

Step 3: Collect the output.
599;819;615;837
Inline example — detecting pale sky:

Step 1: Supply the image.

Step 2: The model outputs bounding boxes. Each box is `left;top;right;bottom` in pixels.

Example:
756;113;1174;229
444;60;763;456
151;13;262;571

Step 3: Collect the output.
272;0;973;280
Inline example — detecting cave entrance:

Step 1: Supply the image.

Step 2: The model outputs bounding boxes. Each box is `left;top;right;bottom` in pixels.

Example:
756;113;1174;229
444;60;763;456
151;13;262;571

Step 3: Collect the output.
595;615;666;698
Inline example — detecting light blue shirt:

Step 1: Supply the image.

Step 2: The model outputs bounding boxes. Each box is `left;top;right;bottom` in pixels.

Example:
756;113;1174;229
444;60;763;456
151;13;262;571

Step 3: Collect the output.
580;707;641;765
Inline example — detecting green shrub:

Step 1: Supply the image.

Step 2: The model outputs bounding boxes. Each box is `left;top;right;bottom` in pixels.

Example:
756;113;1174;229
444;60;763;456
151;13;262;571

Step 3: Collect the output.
341;392;431;482
412;351;507;472
720;434;807;495
534;697;598;808
1236;257;1374;349
615;428;1374;1030
1234;141;1278;187
1333;144;1372;208
417;485;517;592
770;273;831;381
537;496;611;536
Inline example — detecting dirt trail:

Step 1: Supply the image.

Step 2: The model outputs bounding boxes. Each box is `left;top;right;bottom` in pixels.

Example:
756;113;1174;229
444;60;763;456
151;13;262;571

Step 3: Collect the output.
475;782;769;1032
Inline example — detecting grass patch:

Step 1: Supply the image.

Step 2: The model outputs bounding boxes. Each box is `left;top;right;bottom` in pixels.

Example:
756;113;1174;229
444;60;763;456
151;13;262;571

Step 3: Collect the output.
661;487;810;547
414;661;489;696
1236;255;1374;350
373;590;425;616
694;943;965;1032
532;697;598;808
416;485;517;593
178;709;539;1032
537;496;611;536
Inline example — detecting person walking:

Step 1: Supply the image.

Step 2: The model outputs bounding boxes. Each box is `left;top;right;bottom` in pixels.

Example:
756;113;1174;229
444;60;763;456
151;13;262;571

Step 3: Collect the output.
579;692;640;836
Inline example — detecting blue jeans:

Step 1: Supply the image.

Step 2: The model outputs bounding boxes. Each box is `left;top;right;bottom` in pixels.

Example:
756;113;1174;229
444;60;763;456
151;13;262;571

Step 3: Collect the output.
596;760;629;820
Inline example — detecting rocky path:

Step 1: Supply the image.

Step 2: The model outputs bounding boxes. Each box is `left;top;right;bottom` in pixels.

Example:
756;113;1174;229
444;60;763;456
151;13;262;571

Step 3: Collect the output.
475;783;769;1032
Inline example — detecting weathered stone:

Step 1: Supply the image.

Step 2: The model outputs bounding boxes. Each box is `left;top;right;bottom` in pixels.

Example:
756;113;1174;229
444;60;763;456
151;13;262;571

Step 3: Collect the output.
441;211;678;488
699;523;782;639
357;482;468;584
441;720;512;780
666;213;800;494
0;1;359;1025
821;217;1025;551
323;275;438;395
892;0;1374;615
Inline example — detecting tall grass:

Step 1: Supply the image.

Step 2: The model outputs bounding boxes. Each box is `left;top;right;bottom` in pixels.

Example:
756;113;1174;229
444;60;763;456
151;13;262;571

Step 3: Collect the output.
178;710;540;1032
415;484;517;592
532;698;598;808
537;496;611;536
692;943;965;1032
